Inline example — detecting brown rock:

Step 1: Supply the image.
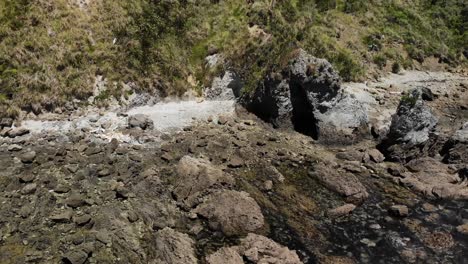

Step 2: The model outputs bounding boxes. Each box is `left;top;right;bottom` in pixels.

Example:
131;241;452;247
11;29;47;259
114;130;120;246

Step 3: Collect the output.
193;190;264;236
174;156;235;208
327;204;356;218
309;165;368;203
153;228;197;264
389;205;409;217
368;149;385;163
456;223;468;235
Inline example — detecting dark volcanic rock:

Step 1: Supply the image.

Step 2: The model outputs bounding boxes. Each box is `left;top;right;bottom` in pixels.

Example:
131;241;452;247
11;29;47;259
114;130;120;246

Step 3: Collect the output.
441;122;468;164
242;49;368;144
378;88;438;162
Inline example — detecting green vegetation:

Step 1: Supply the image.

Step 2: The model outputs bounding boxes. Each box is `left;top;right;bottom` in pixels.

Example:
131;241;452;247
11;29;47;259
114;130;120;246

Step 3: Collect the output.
0;0;466;118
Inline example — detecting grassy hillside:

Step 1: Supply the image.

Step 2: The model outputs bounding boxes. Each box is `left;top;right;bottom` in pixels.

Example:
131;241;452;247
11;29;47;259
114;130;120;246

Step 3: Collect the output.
0;0;466;118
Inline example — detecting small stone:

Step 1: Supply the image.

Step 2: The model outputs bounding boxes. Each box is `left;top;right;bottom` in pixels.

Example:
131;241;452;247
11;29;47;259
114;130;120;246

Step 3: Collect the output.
18;174;35;183
369;224;382;230
327;204;356;218
368;149;385;163
7;144;22;151
20;151;36;163
390;205;409;217
97;168;111;177
66;194;87;208
19;205;34;218
62;250;88;264
360;238;376;247
456;223;468;235
127;211;139;223
218;115;228;125
227;156;244;168
6;128;30;138
54;185;71;194
161;153;173;162
21;183;37;195
74;215;92;226
263;180;273;191
421;203;437;213
50;210;73;223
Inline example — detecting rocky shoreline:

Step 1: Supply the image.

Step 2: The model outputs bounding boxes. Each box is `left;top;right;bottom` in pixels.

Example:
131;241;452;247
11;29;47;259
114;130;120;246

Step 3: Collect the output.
0;52;467;263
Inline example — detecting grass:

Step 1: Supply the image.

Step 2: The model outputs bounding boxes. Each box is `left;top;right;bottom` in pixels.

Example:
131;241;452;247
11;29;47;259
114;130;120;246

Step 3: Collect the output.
0;0;466;118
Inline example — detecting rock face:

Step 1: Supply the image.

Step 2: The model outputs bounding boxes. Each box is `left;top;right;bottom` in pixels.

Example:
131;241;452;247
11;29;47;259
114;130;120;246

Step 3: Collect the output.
205;71;243;100
173;156;235;208
193;190;264;236
379;88;438;162
153;228;197;264
243;49;369;144
206;233;303;264
128;114;154;130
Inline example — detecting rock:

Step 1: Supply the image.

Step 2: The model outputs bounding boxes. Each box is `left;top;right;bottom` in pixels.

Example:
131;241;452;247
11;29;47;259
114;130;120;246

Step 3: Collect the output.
153;228;197;264
308;164;368;203
420;87;436;101
389;205;409;217
336;150;364;161
227;155;244;168
0;118;13;128
128;114;154;130
239;233;303;264
193;190;264;236
367;149;385;163
456;223;468;235
66;194;87;208
206;247;244;264
20;151;36;163
243;49;368;144
63;250;88;264
207;233;302;264
18;174;35;183
441;122;468;164
218;115;229;125
378;88;438;162
263;180;273;191
21;183;37;195
73;215;92;226
327;204;356;218
421;203;437;213
50;210;73;223
205;71;242;100
7;144;22;151
396;157;468;199
174;156;235;208
5;128;30;138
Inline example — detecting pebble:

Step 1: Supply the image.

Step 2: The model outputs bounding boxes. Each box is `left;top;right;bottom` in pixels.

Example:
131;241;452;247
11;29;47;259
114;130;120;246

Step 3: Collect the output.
20;151;37;163
21;183;37;195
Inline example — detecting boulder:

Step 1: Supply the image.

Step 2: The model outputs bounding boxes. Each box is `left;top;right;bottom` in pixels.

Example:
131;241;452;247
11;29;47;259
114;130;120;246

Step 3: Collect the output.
441;122;468;164
193;190;264;236
243;49;369;144
207;233;303;264
153;228;197;264
378;88;438;162
173;156;235;208
128;114;154;130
